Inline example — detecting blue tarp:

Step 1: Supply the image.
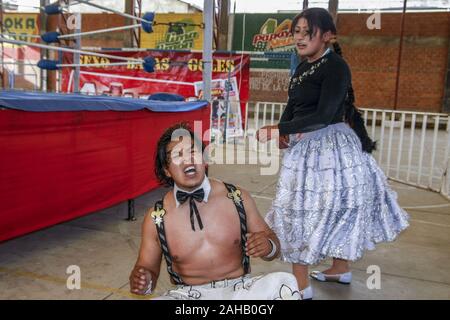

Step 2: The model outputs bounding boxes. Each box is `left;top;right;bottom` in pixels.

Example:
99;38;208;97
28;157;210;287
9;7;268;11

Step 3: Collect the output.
0;90;208;112
148;92;185;102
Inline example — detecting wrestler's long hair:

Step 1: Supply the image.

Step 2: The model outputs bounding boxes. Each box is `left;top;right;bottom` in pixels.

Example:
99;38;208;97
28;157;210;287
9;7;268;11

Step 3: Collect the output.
155;122;207;187
292;8;376;153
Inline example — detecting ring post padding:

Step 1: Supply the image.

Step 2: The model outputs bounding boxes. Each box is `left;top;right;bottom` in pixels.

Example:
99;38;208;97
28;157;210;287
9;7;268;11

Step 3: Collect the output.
44;3;63;15
141;12;155;33
143;56;156;73
41;31;61;43
37;59;59;70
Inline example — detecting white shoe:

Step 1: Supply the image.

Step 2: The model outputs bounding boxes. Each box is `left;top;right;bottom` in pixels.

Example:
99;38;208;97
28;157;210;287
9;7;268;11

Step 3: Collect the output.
310;271;352;284
299;285;313;300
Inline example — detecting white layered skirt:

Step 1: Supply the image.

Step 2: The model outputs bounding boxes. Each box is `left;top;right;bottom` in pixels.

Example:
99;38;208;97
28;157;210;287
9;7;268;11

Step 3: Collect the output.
265;123;410;265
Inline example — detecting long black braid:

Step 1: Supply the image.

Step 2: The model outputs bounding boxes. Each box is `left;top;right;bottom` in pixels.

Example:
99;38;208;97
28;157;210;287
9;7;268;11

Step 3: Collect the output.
332;42;377;153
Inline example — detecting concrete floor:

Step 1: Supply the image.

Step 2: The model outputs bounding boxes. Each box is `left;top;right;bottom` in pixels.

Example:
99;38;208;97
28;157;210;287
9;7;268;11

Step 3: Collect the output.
0;148;449;299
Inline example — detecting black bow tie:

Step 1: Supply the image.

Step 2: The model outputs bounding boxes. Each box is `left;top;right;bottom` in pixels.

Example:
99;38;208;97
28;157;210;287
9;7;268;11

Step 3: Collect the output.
176;188;205;231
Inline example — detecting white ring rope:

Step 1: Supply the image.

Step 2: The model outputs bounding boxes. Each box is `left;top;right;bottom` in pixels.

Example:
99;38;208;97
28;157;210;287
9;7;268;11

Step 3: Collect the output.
59;61;141;67
57;24;140;39
1;33;42;39
0;37;143;63
74;0;150;24
80;70;194;86
71;1;202;28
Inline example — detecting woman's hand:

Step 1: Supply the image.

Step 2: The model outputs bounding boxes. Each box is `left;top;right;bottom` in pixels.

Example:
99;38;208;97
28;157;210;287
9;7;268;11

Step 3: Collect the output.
278;134;290;149
256;125;279;143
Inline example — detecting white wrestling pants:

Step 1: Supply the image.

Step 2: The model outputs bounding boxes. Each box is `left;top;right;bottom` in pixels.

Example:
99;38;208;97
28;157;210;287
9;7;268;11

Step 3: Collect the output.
153;272;300;300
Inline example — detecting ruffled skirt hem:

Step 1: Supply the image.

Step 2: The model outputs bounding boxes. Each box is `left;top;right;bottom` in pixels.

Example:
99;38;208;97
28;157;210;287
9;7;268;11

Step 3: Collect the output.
264;123;410;265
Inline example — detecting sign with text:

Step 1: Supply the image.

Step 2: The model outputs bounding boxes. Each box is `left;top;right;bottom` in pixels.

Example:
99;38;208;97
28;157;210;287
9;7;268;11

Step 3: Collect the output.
61;50;250;138
2;13;39;43
140;13;204;50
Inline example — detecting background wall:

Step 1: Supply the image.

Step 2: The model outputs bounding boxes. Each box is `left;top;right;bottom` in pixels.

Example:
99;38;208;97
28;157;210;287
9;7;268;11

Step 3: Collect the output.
4;11;450;112
234;12;450;112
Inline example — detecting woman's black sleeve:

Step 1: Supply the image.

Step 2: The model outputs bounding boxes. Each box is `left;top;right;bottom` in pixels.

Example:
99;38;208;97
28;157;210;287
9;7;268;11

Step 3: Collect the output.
278;61;351;135
279;98;294;123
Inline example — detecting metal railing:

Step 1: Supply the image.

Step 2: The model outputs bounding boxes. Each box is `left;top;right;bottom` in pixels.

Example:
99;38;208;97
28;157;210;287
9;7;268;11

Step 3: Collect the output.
243;101;450;199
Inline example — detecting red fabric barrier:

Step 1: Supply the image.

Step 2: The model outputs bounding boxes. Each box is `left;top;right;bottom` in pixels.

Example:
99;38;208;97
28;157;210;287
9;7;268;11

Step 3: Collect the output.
0;107;210;242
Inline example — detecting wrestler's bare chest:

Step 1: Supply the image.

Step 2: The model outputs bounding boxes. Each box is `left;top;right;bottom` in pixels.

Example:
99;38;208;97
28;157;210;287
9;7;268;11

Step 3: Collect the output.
161;194;242;264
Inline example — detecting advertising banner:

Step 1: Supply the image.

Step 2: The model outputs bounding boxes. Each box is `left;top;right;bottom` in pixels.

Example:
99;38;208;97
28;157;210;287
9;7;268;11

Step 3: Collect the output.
61;50;250;138
2;13;39;43
232;13;295;69
140;13;204;50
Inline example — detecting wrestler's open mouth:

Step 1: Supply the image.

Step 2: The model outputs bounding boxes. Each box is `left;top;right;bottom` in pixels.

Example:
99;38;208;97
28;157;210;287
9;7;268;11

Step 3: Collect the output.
297;43;307;49
184;166;196;176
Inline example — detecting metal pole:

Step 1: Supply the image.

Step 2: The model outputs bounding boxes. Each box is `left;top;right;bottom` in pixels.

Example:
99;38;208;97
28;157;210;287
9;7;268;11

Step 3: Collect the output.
393;0;407;110
328;0;339;25
57;0;63;93
127;199;136;221
136;0;142;48
125;0;135;48
442;26;450;112
202;0;213;103
1;0;6;89
222;0;234;143
73;12;81;93
217;0;229;50
40;0;49;92
303;0;308;9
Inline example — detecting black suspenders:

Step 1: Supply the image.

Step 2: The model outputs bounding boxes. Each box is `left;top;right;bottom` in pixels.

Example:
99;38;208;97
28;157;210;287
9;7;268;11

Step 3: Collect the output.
151;200;184;285
223;182;250;274
151;182;250;285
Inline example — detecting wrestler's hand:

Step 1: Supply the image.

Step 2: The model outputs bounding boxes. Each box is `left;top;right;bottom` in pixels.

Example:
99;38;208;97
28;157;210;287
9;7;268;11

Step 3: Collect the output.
256;125;279;143
129;266;152;295
245;231;272;258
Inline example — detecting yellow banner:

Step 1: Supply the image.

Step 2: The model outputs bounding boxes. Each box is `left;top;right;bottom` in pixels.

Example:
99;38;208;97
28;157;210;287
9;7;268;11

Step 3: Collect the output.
2;13;39;43
140;13;204;50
